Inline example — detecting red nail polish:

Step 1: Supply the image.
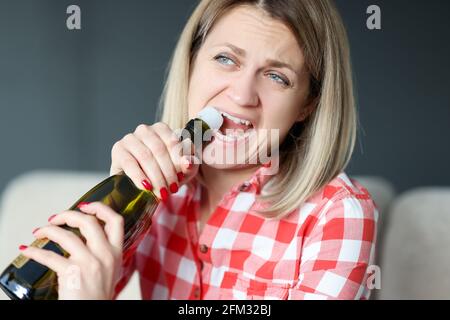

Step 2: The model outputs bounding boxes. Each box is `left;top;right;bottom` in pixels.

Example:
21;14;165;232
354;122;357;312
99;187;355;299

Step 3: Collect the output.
183;157;193;170
48;214;57;222
32;227;40;234
142;179;153;191
19;245;28;251
263;160;272;168
169;182;178;193
160;187;169;201
77;201;90;208
177;172;184;182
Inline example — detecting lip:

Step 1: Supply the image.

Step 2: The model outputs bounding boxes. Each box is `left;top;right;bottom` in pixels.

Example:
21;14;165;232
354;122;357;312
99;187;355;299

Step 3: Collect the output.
214;107;256;127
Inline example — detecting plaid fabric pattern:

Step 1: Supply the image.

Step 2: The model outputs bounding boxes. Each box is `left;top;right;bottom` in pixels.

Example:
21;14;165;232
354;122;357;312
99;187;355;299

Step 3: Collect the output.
114;165;378;300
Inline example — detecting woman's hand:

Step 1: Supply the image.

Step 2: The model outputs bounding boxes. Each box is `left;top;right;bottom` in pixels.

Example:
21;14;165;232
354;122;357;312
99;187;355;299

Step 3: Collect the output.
110;122;200;201
20;202;124;300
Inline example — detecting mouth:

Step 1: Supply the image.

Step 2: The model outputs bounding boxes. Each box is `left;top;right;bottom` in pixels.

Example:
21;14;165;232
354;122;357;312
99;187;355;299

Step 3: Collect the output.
214;110;255;142
220;111;253;133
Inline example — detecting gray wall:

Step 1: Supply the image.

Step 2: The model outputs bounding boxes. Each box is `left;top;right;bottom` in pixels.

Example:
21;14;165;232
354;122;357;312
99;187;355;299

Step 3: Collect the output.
336;0;450;192
0;0;449;195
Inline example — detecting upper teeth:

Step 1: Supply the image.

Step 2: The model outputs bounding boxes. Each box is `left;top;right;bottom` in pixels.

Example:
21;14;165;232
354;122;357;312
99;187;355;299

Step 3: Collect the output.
220;111;252;126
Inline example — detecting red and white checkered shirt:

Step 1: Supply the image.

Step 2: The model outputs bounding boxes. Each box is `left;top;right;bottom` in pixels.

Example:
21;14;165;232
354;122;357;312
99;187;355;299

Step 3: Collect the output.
115;165;378;300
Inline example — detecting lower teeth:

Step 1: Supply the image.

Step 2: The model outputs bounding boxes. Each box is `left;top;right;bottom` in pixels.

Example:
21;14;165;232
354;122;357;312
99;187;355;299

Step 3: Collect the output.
217;129;253;141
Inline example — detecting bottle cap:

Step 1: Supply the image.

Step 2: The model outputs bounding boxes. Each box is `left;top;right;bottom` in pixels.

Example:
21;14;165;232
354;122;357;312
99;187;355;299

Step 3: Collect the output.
196;106;223;130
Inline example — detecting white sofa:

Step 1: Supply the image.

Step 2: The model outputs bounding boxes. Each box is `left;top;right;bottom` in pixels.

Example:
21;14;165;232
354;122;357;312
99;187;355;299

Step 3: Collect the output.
0;170;141;300
378;187;450;299
1;170;446;299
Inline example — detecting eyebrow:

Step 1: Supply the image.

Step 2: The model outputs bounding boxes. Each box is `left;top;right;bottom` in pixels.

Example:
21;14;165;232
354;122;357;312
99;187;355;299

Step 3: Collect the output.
214;42;300;76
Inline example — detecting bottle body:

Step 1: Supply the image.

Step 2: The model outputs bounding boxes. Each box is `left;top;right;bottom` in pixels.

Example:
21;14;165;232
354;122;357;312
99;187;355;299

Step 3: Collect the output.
0;114;219;300
0;174;158;300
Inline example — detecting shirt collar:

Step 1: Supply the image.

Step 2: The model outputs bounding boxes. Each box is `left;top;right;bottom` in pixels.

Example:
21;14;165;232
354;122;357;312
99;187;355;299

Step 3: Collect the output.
186;154;279;199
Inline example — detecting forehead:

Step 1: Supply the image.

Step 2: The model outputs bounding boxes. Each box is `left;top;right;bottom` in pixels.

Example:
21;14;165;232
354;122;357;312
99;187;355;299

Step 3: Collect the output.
204;5;304;67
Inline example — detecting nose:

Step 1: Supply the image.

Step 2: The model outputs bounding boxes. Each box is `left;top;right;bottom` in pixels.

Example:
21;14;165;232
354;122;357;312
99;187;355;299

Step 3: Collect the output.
226;71;259;108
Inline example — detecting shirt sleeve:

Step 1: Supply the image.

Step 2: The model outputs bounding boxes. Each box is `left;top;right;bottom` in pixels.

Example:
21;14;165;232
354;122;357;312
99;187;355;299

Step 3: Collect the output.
289;194;378;300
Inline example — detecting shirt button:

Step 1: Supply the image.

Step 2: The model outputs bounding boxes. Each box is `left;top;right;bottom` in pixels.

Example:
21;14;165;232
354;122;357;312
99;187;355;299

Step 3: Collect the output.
194;287;200;299
239;182;251;192
199;244;208;254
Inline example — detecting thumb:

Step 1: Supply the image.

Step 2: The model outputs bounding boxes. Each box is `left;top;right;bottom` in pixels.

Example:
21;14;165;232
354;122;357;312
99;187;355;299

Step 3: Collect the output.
180;155;200;183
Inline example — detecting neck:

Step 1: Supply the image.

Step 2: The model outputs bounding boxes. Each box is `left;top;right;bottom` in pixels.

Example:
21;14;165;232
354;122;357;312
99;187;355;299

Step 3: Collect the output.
198;164;260;211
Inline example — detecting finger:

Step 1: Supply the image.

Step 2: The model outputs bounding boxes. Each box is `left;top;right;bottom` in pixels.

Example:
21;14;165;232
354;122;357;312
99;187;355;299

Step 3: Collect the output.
33;225;91;260
123;131;168;199
153;124;195;184
20;245;71;275
77;202;124;252
49;211;112;260
137;124;179;195
180;154;200;182
111;138;153;192
151;122;193;187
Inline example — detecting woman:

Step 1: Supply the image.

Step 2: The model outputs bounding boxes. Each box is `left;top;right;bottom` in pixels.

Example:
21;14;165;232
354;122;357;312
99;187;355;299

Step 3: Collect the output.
21;0;377;300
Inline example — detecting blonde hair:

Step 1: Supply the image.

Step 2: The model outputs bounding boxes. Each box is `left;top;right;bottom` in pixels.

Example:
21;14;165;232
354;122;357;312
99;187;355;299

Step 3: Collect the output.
158;0;357;219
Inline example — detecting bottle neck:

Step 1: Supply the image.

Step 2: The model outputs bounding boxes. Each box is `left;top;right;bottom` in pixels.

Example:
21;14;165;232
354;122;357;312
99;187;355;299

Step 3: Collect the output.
180;118;214;156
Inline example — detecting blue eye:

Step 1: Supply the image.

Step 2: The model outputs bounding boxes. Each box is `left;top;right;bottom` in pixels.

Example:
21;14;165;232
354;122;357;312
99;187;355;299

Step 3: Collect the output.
214;54;236;66
213;54;291;87
268;73;290;87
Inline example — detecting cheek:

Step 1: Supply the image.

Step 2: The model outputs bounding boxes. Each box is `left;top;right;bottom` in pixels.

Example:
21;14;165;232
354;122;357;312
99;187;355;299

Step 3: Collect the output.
260;95;300;127
259;97;302;142
188;63;227;118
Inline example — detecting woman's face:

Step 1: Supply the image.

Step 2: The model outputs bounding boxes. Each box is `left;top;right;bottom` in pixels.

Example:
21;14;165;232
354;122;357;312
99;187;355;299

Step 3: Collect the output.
188;5;313;169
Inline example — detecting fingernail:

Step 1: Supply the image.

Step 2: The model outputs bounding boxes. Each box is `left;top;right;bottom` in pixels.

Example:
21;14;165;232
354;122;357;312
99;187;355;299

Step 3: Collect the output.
183;157;193;170
77;201;90;208
177;172;184;182
160;187;169;202
19;245;28;251
48;214;57;222
142;179;153;191
32;227;40;234
169;182;178;193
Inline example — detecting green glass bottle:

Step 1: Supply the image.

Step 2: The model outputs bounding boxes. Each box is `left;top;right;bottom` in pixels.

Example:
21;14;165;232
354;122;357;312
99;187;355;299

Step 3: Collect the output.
0;107;223;300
